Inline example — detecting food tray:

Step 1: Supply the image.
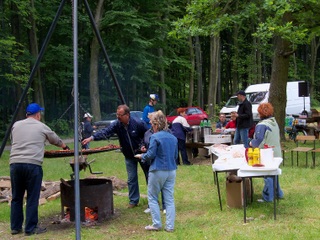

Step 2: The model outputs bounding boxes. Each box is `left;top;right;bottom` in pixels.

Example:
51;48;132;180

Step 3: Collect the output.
44;144;120;158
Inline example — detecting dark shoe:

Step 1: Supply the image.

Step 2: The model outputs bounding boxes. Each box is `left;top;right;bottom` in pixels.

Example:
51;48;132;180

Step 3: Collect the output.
25;226;47;236
184;162;192;165
11;229;22;235
127;203;138;208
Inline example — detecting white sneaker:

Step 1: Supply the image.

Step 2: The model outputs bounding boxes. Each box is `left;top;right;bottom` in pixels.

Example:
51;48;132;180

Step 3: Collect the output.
144;208;151;213
163;209;166;214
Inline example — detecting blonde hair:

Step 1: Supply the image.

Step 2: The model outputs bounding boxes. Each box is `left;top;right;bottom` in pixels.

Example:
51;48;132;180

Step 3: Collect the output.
150;110;168;131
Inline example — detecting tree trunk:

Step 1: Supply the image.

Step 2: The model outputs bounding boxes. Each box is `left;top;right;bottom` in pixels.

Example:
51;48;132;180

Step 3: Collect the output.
89;0;104;121
310;37;320;98
195;36;203;108
158;47;166;114
29;0;45;120
208;35;220;119
188;37;195;107
269;35;292;141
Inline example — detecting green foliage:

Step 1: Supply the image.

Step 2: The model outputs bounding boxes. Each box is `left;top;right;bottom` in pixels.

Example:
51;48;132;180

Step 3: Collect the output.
47;119;72;137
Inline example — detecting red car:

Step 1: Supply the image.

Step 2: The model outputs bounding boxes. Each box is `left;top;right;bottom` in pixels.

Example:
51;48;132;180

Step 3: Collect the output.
166;106;208;126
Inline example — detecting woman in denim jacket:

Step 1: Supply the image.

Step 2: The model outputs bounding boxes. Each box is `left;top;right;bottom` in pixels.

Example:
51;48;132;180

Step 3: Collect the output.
137;110;178;232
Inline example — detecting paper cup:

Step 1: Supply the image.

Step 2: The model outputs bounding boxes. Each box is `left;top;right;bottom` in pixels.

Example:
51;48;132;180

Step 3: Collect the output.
260;148;274;167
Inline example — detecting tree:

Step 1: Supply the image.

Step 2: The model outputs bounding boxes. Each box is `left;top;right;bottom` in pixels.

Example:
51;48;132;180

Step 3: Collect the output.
89;0;104;121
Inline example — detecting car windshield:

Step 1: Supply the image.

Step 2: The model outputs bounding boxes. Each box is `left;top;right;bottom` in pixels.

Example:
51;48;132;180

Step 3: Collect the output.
104;113;117;120
168;109;178;116
225;97;238;107
247;92;267;104
131;111;143;119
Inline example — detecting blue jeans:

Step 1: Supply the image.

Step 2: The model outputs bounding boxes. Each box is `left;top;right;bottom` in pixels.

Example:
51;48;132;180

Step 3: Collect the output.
148;170;176;230
233;128;249;148
262;177;284;202
125;158;149;205
10;163;43;233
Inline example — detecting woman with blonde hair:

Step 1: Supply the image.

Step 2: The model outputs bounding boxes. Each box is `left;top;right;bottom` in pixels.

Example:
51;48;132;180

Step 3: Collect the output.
249;103;284;202
136;110;178;232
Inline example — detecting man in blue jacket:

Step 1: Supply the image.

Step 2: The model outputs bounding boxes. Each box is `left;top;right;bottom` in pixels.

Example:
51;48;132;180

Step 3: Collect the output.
82;105;148;208
143;94;159;128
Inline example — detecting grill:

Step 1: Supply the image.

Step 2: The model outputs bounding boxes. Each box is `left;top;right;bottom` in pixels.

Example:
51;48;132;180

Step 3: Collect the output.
60;178;114;222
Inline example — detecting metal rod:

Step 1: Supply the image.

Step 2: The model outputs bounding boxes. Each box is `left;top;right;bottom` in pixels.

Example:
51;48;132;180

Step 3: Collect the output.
73;0;81;238
0;0;67;158
83;0;126;105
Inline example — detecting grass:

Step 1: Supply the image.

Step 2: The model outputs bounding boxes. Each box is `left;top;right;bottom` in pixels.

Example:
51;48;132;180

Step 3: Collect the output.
1;139;320;239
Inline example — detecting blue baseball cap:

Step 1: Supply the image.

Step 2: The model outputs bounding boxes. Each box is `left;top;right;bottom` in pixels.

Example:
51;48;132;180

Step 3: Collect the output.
26;103;44;115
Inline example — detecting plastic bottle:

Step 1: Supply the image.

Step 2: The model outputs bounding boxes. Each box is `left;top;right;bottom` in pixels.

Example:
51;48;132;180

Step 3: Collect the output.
247;148;254;166
253;148;260;165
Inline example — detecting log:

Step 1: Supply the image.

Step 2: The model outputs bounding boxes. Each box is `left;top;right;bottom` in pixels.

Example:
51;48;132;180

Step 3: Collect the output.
40;183;60;199
0;180;11;188
47;192;61;201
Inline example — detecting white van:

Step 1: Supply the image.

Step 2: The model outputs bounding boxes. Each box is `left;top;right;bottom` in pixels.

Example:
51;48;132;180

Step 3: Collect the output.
220;81;311;121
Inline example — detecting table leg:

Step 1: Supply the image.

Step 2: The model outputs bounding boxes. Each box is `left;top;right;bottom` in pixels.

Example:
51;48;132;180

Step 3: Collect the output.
215;172;222;211
243;177;247;223
186;147;193;160
273;175;276;220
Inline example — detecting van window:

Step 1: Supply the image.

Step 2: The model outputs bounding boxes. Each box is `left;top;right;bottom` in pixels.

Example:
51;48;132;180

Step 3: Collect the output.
247;92;267;104
225;97;238;107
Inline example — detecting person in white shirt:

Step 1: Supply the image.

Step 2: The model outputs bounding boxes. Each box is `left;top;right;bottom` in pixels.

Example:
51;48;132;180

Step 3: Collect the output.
171;108;192;165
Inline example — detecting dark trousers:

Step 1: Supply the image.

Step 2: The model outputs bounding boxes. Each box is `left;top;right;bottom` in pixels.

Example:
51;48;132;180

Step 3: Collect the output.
176;139;190;165
10;163;43;234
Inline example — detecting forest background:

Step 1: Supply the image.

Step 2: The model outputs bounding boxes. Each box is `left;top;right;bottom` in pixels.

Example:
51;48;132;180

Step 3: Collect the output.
1;0;320;141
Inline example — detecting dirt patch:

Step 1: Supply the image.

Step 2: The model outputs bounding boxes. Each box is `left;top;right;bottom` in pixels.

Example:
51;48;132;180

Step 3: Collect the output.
190;156;211;165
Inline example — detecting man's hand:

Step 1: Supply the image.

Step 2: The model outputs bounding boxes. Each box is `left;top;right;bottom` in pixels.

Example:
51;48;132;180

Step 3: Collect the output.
140;146;147;153
63;145;70;150
82;137;93;146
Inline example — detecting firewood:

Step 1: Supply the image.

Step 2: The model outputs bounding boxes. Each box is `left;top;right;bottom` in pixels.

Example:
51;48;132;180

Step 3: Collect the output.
47;192;61;201
0;180;11;188
39;198;47;205
40;183;60;199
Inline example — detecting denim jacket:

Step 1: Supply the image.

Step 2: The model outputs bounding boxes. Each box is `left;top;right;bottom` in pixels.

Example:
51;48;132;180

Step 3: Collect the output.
141;130;178;172
92;117;148;159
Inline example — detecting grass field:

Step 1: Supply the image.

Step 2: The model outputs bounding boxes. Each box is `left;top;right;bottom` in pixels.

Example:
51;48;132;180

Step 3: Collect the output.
0;139;320;239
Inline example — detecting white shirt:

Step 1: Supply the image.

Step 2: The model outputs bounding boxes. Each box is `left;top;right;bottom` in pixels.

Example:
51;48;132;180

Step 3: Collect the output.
172;115;190;127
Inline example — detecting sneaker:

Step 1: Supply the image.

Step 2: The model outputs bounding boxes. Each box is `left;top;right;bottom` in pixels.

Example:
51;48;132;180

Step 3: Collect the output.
257;199;265;203
145;225;161;231
127;203;138;208
163;209;166;214
165;228;174;233
144;208;151;213
11;229;22;235
25;226;47;236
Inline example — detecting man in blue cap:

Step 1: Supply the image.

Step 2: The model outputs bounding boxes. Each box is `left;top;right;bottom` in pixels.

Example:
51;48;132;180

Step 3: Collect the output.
9;103;69;236
143;94;159;128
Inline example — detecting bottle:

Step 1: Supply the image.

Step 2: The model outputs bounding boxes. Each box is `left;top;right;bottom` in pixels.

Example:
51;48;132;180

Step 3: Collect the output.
253;148;260;165
247;148;253;166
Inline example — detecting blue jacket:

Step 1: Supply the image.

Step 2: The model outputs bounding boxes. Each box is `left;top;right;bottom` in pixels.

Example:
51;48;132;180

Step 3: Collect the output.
83;120;94;139
92;117;148;159
142;131;178;172
171;122;191;141
142;104;155;128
